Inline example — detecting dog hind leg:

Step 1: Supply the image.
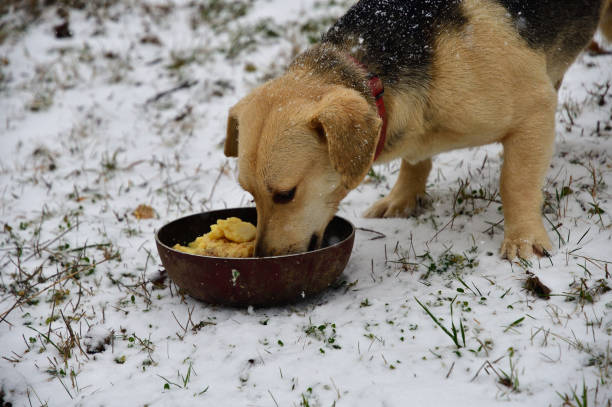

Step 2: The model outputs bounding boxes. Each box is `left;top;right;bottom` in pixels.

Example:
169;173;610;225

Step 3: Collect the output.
364;158;432;218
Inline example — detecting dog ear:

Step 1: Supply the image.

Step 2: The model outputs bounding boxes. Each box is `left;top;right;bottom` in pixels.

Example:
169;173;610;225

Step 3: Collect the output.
311;88;382;189
224;107;239;157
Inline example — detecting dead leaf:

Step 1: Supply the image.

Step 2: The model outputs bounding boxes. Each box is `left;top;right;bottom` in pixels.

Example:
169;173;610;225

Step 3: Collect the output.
524;276;551;300
132;204;155;219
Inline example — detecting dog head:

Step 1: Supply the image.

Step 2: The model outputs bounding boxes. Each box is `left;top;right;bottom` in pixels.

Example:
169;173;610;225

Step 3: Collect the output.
225;75;382;256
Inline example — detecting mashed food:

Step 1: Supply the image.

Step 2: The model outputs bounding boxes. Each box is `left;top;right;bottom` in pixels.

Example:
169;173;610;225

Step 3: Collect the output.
173;217;256;258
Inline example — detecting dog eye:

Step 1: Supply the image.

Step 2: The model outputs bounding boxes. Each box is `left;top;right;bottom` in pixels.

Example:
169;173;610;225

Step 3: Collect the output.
273;187;296;204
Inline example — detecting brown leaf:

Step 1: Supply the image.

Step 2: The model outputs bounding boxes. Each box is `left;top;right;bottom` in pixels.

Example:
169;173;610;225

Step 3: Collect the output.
132;204;155;220
524;276;551;300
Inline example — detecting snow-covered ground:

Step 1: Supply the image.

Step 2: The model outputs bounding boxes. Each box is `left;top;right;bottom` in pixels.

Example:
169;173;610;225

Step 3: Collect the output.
1;1;611;405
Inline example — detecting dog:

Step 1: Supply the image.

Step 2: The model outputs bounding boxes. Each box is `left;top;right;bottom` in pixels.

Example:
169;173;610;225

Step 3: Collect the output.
224;0;612;258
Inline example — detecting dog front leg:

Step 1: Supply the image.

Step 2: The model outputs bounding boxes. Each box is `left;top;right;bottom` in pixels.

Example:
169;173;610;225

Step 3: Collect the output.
364;158;432;218
499;109;556;260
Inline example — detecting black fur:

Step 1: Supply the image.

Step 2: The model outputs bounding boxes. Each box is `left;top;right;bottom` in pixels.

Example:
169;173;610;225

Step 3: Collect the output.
322;0;466;85
301;0;604;93
497;0;603;51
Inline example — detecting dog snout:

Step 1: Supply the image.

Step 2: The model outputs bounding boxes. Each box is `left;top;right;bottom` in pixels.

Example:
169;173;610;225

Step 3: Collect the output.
254;233;320;257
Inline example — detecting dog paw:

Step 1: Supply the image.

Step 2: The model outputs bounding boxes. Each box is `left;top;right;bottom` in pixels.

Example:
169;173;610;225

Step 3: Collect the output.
500;231;552;260
363;195;429;218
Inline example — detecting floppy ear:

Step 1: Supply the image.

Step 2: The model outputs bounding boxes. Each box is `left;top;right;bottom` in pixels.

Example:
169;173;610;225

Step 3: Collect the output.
224;107;239;157
311;88;382;189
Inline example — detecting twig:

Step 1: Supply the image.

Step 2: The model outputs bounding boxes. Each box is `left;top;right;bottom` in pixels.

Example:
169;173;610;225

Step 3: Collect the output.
268;390;280;407
0;256;116;324
427;215;455;244
0;225;77;269
208;162;228;203
446;361;455;378
356;227;386;240
60;310;89;360
145;80;198;104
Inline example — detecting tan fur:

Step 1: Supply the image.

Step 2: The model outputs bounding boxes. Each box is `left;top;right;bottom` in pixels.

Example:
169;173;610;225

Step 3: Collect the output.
310;87;382;189
549;0;612;85
226;73;381;256
365;0;559;258
226;0;605;258
224;112;239;157
600;0;612;41
364;158;432;217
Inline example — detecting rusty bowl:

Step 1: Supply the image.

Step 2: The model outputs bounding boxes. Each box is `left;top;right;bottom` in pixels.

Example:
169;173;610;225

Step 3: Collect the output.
155;207;355;307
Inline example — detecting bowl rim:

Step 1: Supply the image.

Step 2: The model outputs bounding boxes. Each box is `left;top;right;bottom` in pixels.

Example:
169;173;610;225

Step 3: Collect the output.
155;207;356;260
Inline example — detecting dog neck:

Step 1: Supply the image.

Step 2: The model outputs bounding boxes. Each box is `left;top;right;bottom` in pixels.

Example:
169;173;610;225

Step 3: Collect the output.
290;43;429;165
346;55;388;161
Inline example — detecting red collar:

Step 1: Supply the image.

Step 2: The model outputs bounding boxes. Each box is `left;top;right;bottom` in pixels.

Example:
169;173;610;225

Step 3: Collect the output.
348;56;387;161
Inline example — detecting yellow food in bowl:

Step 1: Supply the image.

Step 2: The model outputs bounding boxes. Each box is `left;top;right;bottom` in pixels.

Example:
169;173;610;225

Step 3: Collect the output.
173;217;256;258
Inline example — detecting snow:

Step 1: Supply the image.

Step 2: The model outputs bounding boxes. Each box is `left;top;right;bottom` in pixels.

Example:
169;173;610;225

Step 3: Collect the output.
1;0;611;406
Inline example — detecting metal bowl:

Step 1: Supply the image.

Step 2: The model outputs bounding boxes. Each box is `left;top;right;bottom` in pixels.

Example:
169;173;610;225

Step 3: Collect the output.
155;207;355;307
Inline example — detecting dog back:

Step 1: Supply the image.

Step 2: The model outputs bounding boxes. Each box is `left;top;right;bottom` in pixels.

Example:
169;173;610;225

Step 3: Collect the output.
322;0;606;88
